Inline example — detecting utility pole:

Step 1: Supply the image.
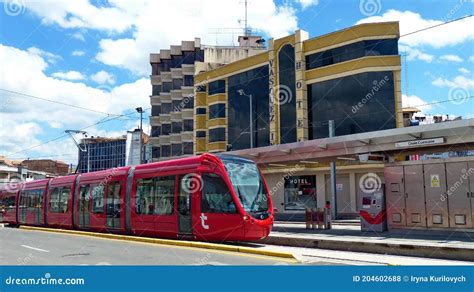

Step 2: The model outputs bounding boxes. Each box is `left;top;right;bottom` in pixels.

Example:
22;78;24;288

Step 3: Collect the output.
329;120;337;219
135;107;144;164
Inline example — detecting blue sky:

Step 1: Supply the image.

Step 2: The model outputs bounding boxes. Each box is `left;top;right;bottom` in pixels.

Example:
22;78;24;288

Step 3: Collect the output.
0;0;473;164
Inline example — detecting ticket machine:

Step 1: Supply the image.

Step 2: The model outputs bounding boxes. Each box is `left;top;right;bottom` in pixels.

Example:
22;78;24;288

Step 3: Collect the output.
359;185;387;232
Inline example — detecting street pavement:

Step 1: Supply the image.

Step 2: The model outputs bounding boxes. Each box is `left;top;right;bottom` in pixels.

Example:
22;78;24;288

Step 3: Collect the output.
0;227;296;265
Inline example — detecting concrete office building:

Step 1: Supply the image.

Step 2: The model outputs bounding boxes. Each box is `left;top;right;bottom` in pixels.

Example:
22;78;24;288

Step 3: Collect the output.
148;37;265;161
194;22;403;219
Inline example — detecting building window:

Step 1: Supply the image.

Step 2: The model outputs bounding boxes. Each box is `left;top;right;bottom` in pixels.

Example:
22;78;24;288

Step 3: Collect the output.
151;63;160;75
305;38;399;70
184;75;194;87
172;100;182;112
209;127;225;142
160;59;171;71
182;96;194;109
162;82;172;93
182;51;196;64
152;85;161;96
161;123;171;135
196;130;206;138
278;44;297;144
135;176;175;215
151;126;161;137
161;103;172;114
161;145;171;157
227;65;269;150
201;173;236;213
92;185;104;214
208;80;226;95
172;121;182;133
183;119;193;132
209;103;226;119
172;78;183;90
171;55;183;68
151;105;161;116
196;107;206;115
284;176;317;210
152;147;160;159
307;71;395;139
171;143;182;156
183;142;193;155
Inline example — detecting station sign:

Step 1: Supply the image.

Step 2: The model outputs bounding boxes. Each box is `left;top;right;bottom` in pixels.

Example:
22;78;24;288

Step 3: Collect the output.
395;137;445;148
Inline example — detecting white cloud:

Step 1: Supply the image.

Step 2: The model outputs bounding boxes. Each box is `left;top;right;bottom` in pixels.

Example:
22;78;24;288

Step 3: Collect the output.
459;67;470;74
432;75;474;89
296;0;319;9
402;94;433;112
26;47;62;64
23;0;299;76
399;45;434;62
470;56;474;62
52;70;86;81
71;50;85;56
439;54;463;62
357;10;474;48
90;70;116;85
72;32;86;42
0;44;149;162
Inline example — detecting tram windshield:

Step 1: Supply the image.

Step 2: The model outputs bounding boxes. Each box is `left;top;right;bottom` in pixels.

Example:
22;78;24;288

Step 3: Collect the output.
221;156;269;216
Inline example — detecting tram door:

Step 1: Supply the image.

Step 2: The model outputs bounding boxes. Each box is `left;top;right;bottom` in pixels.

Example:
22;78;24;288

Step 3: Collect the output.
35;190;44;225
106;182;121;230
78;185;90;228
178;175;193;235
18;192;27;223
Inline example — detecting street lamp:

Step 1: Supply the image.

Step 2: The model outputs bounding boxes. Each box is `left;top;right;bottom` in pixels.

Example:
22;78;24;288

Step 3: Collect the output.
135;107;144;164
237;89;254;149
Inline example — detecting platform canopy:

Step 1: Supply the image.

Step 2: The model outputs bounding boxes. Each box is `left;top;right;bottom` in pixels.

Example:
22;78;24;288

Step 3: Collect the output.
227;118;474;166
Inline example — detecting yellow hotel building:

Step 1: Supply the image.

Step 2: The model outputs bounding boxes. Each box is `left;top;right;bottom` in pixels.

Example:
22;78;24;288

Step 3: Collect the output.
193;22;403;219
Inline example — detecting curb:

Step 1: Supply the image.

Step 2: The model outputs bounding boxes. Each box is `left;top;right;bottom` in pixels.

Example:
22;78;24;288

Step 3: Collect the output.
259;235;474;262
18;226;296;261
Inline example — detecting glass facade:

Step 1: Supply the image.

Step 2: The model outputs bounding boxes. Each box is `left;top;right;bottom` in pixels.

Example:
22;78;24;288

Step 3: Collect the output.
196;107;206;115
278;44;297;144
284;175;317;210
307;71;396;139
306;39;398;70
77;140;126;173
228;65;270;150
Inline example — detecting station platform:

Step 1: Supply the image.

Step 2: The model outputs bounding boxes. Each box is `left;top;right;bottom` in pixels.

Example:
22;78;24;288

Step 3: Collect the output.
258;221;474;262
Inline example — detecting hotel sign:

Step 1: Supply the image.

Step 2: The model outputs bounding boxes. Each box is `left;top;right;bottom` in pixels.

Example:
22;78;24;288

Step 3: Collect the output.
395;137;445;148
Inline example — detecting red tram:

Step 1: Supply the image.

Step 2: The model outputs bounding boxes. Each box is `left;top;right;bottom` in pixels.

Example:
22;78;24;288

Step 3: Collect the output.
0;154;273;241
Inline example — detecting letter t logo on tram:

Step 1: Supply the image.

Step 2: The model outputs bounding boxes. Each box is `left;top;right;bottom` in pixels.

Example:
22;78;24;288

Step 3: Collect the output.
200;213;209;230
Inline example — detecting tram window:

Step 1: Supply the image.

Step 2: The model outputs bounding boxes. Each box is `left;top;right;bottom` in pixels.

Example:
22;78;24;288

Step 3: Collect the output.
19;193;27;209
59;187;70;213
201;174;236;213
27;191;36;210
92;185;105;214
49;188;60;213
136;176;175;215
5;195;15;211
